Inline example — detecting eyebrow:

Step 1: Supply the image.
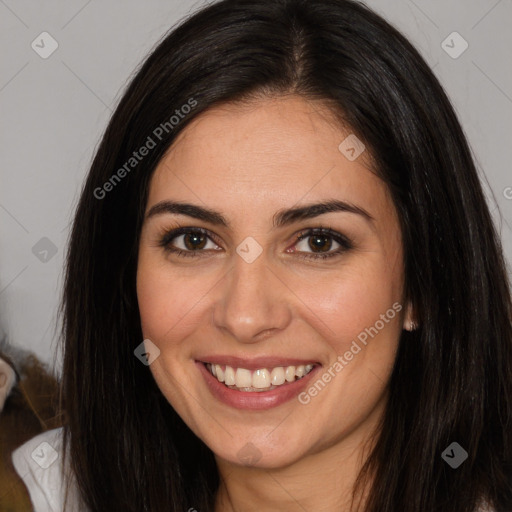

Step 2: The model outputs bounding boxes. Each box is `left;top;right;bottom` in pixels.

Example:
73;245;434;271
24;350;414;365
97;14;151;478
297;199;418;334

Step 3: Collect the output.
145;199;374;228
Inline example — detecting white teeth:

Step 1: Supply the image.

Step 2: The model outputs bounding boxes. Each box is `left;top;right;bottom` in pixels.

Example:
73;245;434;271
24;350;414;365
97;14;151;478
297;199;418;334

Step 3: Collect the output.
215;364;224;382
252;369;270;388
270;367;285;385
224;366;236;385
206;363;315;391
285;366;296;382
235;368;252;388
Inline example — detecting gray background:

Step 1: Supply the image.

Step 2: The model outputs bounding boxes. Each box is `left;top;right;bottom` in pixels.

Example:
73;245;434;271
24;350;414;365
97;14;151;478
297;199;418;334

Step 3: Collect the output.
1;0;511;375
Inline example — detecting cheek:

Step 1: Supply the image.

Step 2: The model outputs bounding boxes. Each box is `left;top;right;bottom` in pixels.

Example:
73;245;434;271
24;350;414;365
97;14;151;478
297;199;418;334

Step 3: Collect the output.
136;253;179;340
136;253;214;342
291;258;402;356
309;269;400;324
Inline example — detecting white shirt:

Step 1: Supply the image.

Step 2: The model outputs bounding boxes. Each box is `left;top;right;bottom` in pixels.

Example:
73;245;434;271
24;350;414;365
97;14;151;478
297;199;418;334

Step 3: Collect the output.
11;427;84;512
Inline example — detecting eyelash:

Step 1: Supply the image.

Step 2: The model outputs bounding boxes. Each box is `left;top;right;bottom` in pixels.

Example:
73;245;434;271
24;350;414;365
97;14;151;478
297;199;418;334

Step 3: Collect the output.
157;226;353;260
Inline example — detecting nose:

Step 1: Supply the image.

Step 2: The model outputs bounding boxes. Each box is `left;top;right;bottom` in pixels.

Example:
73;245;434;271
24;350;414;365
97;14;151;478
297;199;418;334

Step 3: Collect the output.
212;253;293;344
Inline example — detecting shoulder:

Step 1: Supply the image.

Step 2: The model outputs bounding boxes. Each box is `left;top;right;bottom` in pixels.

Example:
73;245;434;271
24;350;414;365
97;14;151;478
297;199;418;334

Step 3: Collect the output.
11;427;85;512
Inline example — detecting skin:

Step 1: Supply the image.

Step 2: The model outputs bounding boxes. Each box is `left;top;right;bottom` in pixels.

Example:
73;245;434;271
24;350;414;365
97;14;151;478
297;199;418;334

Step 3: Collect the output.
136;94;413;511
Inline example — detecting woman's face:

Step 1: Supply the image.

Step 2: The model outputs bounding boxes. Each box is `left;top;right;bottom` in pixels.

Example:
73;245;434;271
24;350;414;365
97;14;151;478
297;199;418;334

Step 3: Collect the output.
137;95;408;469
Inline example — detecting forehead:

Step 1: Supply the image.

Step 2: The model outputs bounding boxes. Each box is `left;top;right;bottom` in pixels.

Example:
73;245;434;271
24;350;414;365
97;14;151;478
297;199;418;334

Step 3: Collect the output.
147;95;392;222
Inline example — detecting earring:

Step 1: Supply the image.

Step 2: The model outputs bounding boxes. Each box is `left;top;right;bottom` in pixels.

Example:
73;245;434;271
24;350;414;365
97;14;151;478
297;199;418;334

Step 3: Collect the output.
405;320;418;331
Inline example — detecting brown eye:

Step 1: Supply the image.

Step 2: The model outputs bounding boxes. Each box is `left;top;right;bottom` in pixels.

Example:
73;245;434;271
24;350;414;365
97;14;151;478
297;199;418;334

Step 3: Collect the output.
308;235;333;253
183;232;207;250
159;227;221;257
292;228;353;260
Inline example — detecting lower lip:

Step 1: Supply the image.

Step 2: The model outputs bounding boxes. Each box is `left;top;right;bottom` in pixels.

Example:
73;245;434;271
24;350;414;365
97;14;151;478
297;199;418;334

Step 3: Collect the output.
196;361;321;410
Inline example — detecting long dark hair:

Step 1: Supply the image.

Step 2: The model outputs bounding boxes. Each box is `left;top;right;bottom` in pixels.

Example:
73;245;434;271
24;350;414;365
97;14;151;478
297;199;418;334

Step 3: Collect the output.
59;0;512;510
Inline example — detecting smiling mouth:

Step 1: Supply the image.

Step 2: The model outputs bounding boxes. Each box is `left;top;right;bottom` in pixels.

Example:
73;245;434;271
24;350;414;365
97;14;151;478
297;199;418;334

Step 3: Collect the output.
204;362;317;392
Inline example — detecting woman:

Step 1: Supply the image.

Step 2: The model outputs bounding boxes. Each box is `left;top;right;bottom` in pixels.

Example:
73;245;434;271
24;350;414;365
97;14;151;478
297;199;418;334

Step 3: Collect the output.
12;0;512;510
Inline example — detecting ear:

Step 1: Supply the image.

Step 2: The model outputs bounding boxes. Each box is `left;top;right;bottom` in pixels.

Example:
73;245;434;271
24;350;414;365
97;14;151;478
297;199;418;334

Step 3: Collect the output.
402;301;418;331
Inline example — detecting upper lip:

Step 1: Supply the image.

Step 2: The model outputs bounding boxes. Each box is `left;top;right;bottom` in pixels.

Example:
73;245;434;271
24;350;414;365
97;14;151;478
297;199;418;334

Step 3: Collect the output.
197;355;320;371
